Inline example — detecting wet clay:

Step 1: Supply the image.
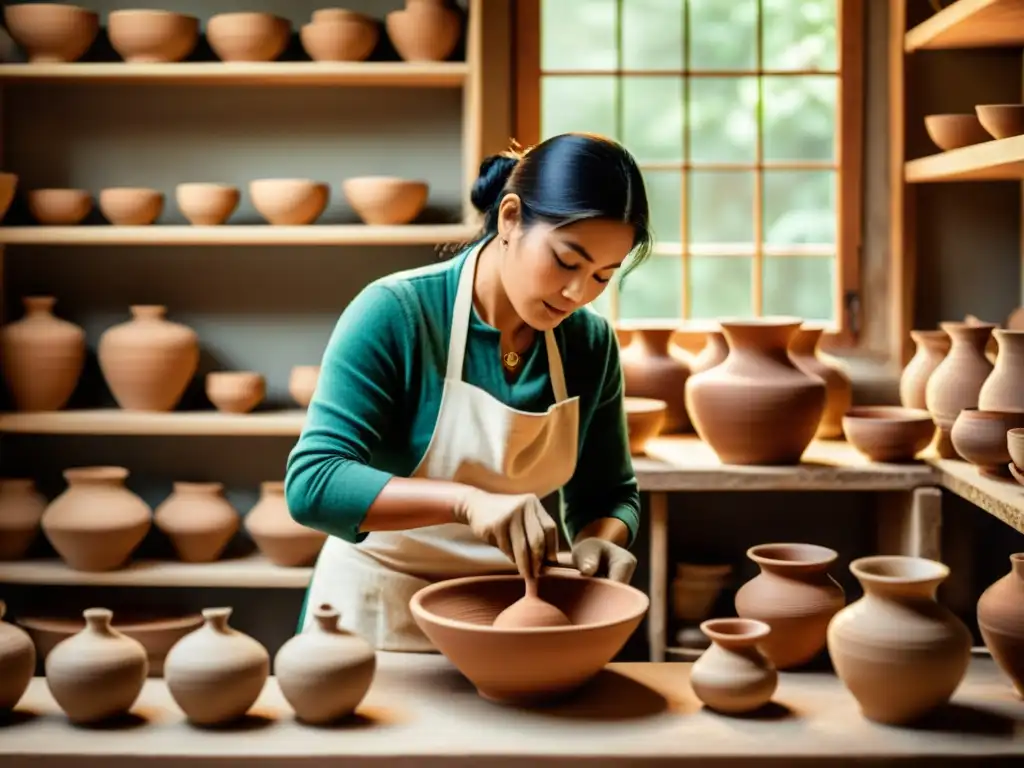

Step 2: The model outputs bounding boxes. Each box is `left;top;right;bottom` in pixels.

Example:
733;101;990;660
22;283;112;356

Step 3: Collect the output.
492;575;571;628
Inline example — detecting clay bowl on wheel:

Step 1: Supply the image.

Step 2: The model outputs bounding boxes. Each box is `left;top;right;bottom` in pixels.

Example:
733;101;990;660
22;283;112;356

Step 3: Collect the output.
409;572;649;706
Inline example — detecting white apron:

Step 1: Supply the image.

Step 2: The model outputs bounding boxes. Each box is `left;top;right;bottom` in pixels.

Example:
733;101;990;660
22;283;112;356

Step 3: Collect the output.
301;242;581;651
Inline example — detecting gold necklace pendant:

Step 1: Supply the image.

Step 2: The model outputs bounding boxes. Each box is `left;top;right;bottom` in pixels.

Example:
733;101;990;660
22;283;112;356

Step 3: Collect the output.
502;350;521;371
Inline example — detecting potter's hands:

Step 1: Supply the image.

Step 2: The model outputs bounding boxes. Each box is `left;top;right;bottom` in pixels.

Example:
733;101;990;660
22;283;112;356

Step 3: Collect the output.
452;488;559;577
572;537;637;583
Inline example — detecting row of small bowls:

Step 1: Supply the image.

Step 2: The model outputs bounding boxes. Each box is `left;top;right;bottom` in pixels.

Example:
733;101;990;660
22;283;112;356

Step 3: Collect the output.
205;365;319;414
924;104;1024;151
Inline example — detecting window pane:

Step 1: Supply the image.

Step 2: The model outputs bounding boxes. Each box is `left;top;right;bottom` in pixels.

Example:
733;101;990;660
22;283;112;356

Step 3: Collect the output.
688;170;754;245
689;257;753;319
763;170;836;246
541;0;618;70
763;256;835;321
541;76;618;140
762;0;837;71
689;77;758;163
589;284;613;319
643;170;682;244
623;77;684;163
688;0;757;71
623;0;684;70
762;75;837;162
619;255;682;320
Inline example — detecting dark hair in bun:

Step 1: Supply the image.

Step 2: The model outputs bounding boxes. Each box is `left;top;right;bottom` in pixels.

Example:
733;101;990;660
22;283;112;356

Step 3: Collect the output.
470;152;519;215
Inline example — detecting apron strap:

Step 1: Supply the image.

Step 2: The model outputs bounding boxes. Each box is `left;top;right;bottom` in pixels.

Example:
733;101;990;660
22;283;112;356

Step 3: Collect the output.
544;330;569;402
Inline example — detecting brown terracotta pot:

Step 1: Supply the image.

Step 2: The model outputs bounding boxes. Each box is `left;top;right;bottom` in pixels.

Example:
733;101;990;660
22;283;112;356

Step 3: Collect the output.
900;330;950;409
925;321;995;459
827;556;972;725
342;176;429;225
4;3;99;62
98;187;164;226
789;326;853;439
841;406;936;463
250;179;329;225
950;408;1024;476
26;188;92;224
206;12;290;62
1;296;85;412
289;365;320;407
620;324;691;433
108;9;199;63
153;482;239;563
924;114;990;151
690;618;777;714
0;478;46;560
623;396;667;455
672;563;732;624
689;330;729;375
175;183;239;225
0;600;35;711
685;318;826;465
0;172;18;220
205;371;265;414
977;553;1024;698
385;0;461;62
244;481;326;567
979;330;1024;411
300;12;379;62
41;466;152;572
98;305;199;412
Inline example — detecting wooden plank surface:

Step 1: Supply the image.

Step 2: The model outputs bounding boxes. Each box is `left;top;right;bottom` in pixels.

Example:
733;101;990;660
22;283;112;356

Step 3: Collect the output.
905;0;1024;51
0;409;308;436
931;457;1024;534
905;135;1024;182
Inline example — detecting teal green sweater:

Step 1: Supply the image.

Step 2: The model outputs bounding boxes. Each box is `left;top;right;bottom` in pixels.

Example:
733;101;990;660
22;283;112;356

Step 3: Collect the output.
284;246;641;550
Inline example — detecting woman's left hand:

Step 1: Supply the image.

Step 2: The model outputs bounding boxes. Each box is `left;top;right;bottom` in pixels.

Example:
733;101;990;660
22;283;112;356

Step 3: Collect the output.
571;537;637;583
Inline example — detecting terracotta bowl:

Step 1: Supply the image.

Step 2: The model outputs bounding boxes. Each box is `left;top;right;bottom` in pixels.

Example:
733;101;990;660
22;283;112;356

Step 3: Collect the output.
385;5;461;62
1008;428;1024;484
409;573;649;705
289;365;320;407
342;176;429;225
250;179;329;225
624;396;667;455
4;3;99;63
206;12;291;63
842;406;936;463
924;114;991;152
108;9;199;63
0;172;18;220
99;187;164;226
206;371;265;414
26;188;92;225
975;104;1024;140
950;408;1024;477
300;12;378;62
175;183;240;225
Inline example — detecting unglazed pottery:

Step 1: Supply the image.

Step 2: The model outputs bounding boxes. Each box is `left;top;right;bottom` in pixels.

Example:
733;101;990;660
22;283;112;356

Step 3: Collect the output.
244;481;327;567
979;330;1024;411
673;563;732;623
0;600;35;711
977;553;1024;697
98;305;199;411
0;478;46;560
300;11;379;61
45;608;148;723
164;607;270;725
1009;429;1024;483
289;365;320;407
99;187;163;225
205;371;265;414
827;556;971;725
274;603;377;724
108;10;199;63
619;324;691;433
976;104;1024;140
342;176;429;225
175;183;240;225
206;12;290;62
685;318;826;465
4;3;99;62
950;408;1024;476
841;406;935;463
924;114;991;151
41;466;152;572
153;482;239;563
410;573;649;704
925;321;995;459
900;329;950;409
26;188;91;224
689;330;729;375
386;0;461;61
690;618;777;714
0;172;18;219
250;179;329;225
492;573;572;629
624;397;667;455
1;296;85;412
789;326;852;439
734;543;844;669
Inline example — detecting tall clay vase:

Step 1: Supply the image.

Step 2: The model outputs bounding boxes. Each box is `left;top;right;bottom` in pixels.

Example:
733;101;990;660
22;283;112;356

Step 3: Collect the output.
734;543;845;669
0;600;35;711
619;325;691;433
153;482;239;563
685;318;826;465
978;330;1024;411
244;481;327;567
98;305;199;411
689;330;728;375
689;618;777;714
900;329;950;409
0;478;46;560
925;321;995;459
1;296;85;411
41;466;152;572
977;552;1024;698
827;556;972;725
789;326;853;439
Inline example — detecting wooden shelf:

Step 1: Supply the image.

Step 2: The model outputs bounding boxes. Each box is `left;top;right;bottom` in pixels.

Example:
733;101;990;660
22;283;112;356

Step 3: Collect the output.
929;457;1024;534
0;223;477;246
0;409;307;436
904;135;1024;182
905;0;1024;51
0;61;469;87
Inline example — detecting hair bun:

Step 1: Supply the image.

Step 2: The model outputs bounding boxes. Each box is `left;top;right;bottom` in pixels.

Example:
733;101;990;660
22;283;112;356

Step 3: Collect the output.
470;153;519;213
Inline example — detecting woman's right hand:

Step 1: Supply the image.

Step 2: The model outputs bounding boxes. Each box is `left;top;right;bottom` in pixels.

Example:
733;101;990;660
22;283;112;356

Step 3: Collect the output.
453;488;559;577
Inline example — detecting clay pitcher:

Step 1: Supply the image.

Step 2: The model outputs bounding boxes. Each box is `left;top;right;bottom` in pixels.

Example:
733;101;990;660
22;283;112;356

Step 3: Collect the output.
0;599;35;711
925;321;994;459
244;481;327;567
789;326;853;439
689;329;728;375
977;552;1024;697
1;295;85;411
734;542;845;669
153;482;239;563
978;330;1024;411
900;329;950;409
0;478;46;560
827;555;971;725
689;618;777;714
619;324;691;433
685;318;826;465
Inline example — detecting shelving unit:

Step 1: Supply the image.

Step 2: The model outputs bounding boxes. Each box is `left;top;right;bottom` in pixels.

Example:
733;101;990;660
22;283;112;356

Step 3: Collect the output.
905;134;1024;182
903;0;1024;51
0;409;308;435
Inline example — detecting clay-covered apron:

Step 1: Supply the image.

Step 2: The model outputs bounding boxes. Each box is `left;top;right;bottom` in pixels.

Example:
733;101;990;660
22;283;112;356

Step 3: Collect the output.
301;241;581;651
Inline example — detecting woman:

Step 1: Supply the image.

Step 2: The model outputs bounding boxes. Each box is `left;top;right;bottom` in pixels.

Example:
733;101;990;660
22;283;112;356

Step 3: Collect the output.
284;132;653;652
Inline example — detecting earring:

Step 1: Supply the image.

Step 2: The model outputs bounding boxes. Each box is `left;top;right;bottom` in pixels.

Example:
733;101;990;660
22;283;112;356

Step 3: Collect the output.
500;237;508;249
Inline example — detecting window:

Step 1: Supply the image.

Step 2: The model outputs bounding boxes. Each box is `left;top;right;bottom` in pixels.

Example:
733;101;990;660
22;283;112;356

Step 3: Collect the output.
514;0;863;344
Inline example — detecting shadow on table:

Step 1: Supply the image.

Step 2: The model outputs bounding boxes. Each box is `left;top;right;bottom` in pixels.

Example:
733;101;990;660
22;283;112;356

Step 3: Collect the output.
903;702;1023;737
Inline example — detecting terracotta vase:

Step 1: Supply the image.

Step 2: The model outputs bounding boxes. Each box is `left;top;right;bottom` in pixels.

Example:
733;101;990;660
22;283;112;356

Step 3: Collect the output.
789;327;853;439
977;552;1024;698
1;296;85;412
245;481;327;567
827;555;972;725
0;600;35;711
274;603;377;724
685;318;826;465
45;608;148;724
620;325;692;433
164;606;269;725
900;330;950;409
98;305;199;411
41;466;152;572
385;0;461;62
0;478;46;560
689;330;729;375
925;321;995;459
690;618;777;714
153;482;239;563
978;330;1024;411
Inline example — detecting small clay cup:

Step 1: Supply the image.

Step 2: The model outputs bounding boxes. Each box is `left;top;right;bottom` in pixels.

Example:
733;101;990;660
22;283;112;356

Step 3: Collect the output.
205;371;265;414
250;179;329;225
98;187;164;226
1007;428;1024;485
175;183;240;225
300;12;378;61
924;114;991;151
108;9;199;63
342;176;428;225
976;104;1024;140
842;406;936;463
206;12;290;62
4;3;99;62
951;408;1024;477
624;397;667;455
26;189;92;225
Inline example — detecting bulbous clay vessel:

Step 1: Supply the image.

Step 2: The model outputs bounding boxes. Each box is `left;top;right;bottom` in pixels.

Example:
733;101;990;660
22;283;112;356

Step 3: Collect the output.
0;600;35;711
244;481;326;567
789;326;852;439
164;606;269;725
620;325;691;433
979;330;1024;411
274;603;377;724
1;296;85;412
98;305;199;412
734;543;844;669
925;321;995;459
153;482;239;563
0;478;46;560
386;0;461;62
41;466;151;572
827;555;971;725
685;318;826;465
950;408;1024;476
900;329;950;409
689;330;729;375
690;618;777;714
45;608;148;724
977;552;1024;697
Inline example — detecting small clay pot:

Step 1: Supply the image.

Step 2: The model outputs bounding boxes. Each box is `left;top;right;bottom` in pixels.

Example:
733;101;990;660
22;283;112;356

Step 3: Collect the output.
289;365;320;407
4;3;99;63
250;179;329;225
0;478;47;560
977;553;1024;697
206;12;291;62
385;0;461;61
300;12;378;61
175;183;240;225
689;330;729;375
0;600;35;711
624;397;667;455
1009;428;1024;483
950;408;1024;477
789;326;852;439
842;406;936;463
925;321;995;459
99;187;164;226
153;482;240;563
342;176;428;225
976;104;1024;140
924;114;991;151
108;9;199;63
690;618;777;714
205;371;265;414
244;481;327;567
900;329;950;410
26;188;92;225
0;172;18;220
619;324;692;433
